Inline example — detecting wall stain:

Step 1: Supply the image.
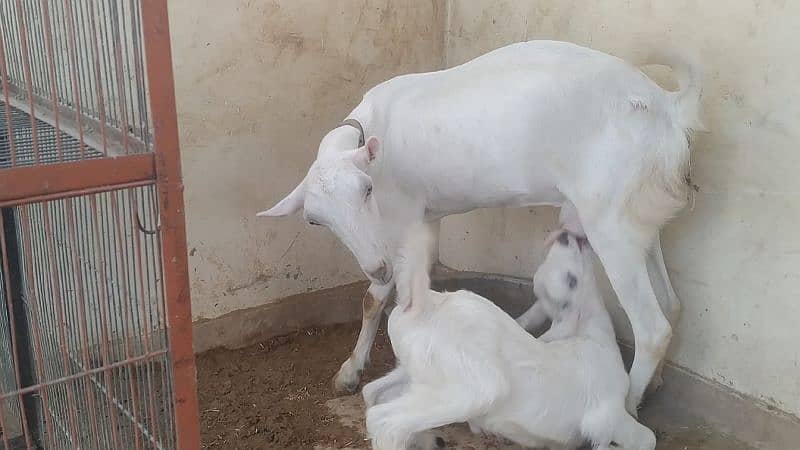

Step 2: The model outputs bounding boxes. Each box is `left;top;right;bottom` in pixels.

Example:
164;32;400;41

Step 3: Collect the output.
225;272;273;295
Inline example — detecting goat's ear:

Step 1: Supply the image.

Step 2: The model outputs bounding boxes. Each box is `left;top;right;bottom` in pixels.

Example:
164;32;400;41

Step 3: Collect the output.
257;179;305;217
366;136;379;161
351;136;380;171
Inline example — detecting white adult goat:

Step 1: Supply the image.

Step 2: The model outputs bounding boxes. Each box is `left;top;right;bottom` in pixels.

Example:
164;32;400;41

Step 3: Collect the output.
362;224;655;450
258;40;703;412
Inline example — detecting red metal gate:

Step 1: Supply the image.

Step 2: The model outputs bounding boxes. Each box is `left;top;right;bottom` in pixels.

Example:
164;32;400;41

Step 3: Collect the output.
0;0;200;448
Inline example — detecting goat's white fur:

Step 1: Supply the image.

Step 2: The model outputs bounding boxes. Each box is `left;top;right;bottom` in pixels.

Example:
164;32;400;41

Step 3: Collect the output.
362;224;656;450
258;40;702;409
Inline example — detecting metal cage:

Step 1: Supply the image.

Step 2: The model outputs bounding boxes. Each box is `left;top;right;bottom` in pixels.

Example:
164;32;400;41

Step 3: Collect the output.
0;1;200;448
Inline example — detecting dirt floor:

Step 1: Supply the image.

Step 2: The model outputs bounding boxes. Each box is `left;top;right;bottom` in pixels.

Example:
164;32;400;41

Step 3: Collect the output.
197;322;754;450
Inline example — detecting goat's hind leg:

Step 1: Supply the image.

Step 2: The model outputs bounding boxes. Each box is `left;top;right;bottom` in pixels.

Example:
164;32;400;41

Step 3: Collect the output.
583;404;655;450
363;366;409;408
645;233;682;393
334;282;393;393
582;217;672;415
367;388;479;450
364;369;447;449
609;412;656;450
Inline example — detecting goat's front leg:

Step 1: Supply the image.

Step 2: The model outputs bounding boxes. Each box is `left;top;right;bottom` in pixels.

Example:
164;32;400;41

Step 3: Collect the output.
516;300;549;333
334;282;394;394
538;307;579;343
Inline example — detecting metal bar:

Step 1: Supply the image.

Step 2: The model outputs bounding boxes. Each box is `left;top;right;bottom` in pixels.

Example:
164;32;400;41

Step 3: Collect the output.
87;195;122;450
129;188;161;446
21;206;51;447
131;2;151;149
0;152;155;206
147;185;175;449
75;193;115;450
96;191;128;450
63;197;102;447
97;0;118;130
17;208;57;449
118;1;137;143
76;0;96;121
0;17;19;167
71;0;91;125
109;3;131;155
37;0;65;163
76;356;166;450
41;204;82;443
12;0;41;164
0;211;34;449
143;185;171;447
49;200;84;449
128;0;147;147
0;349;168;402
0;393;10;450
109;192;143;450
2;82;145;158
141;2;201;448
86;0;110;155
0;180;155;210
49;0;69;107
22;2;44;99
63;0;88;158
119;191;150;448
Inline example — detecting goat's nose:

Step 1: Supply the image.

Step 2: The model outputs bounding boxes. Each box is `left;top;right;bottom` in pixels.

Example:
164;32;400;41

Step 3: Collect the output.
368;261;390;284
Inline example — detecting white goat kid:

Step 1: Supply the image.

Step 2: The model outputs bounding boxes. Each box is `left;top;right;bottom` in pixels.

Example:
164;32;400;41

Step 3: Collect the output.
362;224;656;450
518;229;595;344
258;40;703;412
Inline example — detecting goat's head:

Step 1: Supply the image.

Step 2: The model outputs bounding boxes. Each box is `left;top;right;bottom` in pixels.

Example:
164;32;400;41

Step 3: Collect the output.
257;136;392;284
533;231;591;312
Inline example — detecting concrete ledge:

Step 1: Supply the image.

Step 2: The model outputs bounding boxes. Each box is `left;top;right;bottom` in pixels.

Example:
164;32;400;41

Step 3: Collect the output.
192;265;534;353
192;269;800;448
192;281;369;353
645;355;800;450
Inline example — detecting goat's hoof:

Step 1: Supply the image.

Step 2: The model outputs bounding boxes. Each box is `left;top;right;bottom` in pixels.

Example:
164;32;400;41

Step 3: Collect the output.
333;360;362;394
625;396;642;419
646;372;664;395
410;431;446;450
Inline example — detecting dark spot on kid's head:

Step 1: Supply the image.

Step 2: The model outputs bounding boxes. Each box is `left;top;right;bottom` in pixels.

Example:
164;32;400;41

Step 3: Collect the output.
557;231;569;246
567;272;578;289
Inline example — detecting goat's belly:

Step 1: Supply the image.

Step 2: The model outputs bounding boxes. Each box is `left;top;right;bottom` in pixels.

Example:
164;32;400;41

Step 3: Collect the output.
472;414;581;449
424;183;566;220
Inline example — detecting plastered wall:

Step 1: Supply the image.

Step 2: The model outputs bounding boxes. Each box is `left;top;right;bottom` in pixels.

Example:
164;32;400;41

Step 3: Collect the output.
439;0;800;417
168;1;445;320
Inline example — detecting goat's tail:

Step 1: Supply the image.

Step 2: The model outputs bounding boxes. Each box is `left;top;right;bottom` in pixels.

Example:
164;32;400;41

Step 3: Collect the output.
646;48;706;133
395;222;435;313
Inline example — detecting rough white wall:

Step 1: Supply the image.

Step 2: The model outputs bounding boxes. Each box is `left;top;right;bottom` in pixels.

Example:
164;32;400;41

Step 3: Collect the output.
168;1;444;321
440;0;800;416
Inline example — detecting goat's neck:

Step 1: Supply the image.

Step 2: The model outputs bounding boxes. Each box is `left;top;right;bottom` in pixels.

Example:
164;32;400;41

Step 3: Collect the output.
317;126;362;158
575;292;617;345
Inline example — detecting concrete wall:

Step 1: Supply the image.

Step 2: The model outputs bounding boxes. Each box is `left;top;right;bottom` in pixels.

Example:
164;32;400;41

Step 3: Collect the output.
168;1;445;321
439;1;800;417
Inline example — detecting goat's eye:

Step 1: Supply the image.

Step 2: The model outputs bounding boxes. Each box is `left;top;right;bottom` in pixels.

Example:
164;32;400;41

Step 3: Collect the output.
365;185;373;199
308;219;321;226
